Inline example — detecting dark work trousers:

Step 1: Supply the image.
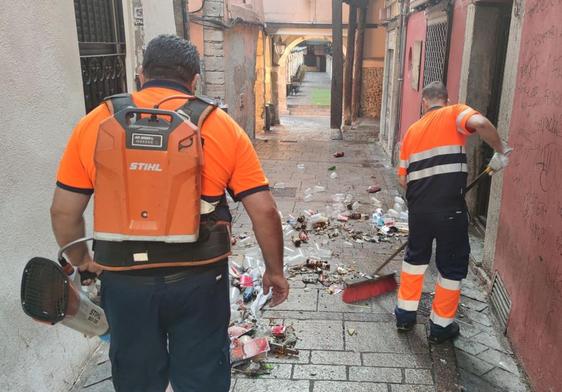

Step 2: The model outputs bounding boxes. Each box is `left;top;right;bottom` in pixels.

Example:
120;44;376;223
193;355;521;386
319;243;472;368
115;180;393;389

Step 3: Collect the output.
100;261;230;392
405;210;471;279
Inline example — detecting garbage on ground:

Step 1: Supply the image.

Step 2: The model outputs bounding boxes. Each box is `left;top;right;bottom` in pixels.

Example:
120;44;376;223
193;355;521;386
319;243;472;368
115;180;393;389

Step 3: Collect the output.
367;185;382;193
334;152;345;158
330;171;338;179
328;166;337;171
228;177;410;377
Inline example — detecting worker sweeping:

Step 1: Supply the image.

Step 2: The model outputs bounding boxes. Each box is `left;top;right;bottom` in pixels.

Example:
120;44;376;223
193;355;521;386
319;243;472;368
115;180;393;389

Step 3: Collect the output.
50;34;288;391
395;81;511;343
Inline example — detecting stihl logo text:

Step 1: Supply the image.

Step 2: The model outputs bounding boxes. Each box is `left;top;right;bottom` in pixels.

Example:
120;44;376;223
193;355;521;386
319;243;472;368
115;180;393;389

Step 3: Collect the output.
129;162;163;172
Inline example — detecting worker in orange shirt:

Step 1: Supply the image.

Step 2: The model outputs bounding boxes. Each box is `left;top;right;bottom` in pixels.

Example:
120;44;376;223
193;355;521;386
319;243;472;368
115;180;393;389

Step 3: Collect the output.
395;81;511;343
51;34;289;391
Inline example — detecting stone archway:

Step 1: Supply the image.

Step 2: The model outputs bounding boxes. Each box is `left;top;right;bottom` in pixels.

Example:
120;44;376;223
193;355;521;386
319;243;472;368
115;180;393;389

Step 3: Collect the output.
273;35;346;117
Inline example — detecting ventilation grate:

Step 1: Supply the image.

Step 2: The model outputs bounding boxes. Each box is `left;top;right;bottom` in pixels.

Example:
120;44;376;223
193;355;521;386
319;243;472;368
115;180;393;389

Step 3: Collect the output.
489;272;512;332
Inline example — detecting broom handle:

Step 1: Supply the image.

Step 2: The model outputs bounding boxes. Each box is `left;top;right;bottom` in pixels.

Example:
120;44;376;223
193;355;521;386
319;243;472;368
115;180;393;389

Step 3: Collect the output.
374;241;408;276
373;166;493;276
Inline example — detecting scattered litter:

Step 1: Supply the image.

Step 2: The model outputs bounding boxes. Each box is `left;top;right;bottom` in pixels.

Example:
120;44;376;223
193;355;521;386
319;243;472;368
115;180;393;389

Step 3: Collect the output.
334;152;345;158
228;159;412;376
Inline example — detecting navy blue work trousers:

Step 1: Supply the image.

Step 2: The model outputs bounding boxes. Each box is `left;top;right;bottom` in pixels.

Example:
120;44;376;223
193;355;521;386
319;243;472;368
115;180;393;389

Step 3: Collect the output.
405;210;471;280
100;261;230;392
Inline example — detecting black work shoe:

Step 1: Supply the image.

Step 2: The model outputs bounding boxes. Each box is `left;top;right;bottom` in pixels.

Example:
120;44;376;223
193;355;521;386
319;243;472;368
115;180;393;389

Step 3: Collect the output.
396;320;416;332
428;321;460;344
394;307;417;332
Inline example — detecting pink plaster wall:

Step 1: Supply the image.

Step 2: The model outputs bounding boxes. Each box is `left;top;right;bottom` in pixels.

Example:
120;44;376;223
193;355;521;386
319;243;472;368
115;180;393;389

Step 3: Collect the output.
398;11;426;138
446;0;469;103
493;1;562;391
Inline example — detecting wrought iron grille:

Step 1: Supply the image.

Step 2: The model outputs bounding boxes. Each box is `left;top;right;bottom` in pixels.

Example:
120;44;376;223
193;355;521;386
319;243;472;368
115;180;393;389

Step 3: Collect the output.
74;0;127;113
422;20;449;87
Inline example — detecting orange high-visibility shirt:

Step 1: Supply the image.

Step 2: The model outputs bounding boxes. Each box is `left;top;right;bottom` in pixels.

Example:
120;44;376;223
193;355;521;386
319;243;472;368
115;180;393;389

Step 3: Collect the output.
56;80;269;221
398;104;479;213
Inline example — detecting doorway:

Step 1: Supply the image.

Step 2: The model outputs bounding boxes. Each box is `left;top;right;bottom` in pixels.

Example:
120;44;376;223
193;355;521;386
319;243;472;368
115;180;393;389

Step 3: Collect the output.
464;3;512;232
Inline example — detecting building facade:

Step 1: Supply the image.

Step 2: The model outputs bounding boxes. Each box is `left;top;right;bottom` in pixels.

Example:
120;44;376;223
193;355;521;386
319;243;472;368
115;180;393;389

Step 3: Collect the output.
379;1;562;390
0;1;189;390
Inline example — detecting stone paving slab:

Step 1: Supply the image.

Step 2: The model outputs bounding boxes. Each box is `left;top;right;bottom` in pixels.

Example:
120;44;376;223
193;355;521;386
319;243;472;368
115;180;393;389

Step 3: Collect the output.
344;321;412;353
482;368;529;392
271;288;318;311
404;369;434;385
288;319;344;350
310;350;362;366
313;381;388;392
390;385;436;392
362;353;432;369
233;379;309;392
348;366;403;383
293;364;347;381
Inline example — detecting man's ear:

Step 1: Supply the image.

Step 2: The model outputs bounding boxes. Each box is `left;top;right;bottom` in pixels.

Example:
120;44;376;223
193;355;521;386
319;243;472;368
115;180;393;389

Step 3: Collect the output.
421;97;428;113
190;74;201;94
137;65;145;86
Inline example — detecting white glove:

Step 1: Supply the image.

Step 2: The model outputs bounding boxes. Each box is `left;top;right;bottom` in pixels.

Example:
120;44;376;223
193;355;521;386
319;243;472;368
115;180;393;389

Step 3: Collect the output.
488;143;513;172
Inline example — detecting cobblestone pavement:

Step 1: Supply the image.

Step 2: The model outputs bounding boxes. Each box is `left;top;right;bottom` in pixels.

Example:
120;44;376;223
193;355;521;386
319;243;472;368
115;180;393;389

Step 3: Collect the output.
72;115;530;392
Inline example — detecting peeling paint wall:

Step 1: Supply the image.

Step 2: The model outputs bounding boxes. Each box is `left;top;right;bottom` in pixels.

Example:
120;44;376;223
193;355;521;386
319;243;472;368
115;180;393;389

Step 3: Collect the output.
224;24;260;137
493;1;562;390
0;3;99;391
398;11;426;138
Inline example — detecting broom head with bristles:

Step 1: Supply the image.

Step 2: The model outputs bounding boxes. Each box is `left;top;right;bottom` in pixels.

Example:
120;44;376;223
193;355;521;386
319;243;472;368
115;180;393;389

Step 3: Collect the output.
342;273;398;304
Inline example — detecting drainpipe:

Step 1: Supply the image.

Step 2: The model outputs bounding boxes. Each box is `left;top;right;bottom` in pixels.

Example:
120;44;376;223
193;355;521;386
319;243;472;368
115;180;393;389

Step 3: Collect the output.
391;0;409;165
182;0;190;40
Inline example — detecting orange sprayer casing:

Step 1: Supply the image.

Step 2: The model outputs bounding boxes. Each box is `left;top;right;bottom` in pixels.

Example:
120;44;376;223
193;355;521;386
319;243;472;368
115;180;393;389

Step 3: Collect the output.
93;108;203;243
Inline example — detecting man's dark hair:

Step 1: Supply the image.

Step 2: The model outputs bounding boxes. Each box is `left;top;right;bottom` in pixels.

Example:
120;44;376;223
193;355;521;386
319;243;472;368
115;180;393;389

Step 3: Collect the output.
142;34;201;84
422;81;448;102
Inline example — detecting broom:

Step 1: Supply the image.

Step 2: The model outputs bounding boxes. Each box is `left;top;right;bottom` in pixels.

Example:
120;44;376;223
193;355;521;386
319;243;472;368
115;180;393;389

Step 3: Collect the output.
342;242;405;304
342;166;494;304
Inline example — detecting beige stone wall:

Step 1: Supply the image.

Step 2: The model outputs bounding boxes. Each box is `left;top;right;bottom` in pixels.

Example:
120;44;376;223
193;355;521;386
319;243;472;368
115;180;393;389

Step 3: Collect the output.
255;30;266;134
360;65;384;118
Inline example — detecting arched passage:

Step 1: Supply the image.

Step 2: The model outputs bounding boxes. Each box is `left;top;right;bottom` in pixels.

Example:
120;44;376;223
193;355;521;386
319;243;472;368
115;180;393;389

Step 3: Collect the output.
273;35;346;118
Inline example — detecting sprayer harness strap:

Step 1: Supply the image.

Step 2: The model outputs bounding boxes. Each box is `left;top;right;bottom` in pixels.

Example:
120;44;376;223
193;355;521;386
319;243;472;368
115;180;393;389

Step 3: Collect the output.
104;93;218;129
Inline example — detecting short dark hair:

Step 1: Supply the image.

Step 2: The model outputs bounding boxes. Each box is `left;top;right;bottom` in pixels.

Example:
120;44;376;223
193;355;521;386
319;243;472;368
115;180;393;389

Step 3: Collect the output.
422;81;448;102
142;34;201;84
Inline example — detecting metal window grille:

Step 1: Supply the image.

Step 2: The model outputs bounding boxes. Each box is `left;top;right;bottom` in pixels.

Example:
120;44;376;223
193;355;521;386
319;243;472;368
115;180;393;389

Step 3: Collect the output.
74;0;127;113
422;20;449;87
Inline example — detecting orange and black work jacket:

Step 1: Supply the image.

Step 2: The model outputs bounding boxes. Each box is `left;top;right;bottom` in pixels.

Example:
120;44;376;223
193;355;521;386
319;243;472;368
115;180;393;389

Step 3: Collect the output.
398;104;479;214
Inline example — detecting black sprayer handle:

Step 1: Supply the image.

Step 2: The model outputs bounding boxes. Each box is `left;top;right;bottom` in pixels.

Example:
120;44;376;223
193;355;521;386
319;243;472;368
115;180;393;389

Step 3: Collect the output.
58;255;97;285
79;270;98;285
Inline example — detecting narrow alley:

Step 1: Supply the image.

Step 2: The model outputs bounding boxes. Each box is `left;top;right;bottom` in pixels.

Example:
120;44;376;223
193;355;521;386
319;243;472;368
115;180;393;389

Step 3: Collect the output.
3;1;562;392
71;91;529;391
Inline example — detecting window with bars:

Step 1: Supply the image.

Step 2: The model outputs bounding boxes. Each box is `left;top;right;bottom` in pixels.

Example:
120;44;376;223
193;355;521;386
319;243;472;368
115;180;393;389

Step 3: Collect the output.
422;19;449;87
74;0;127;113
